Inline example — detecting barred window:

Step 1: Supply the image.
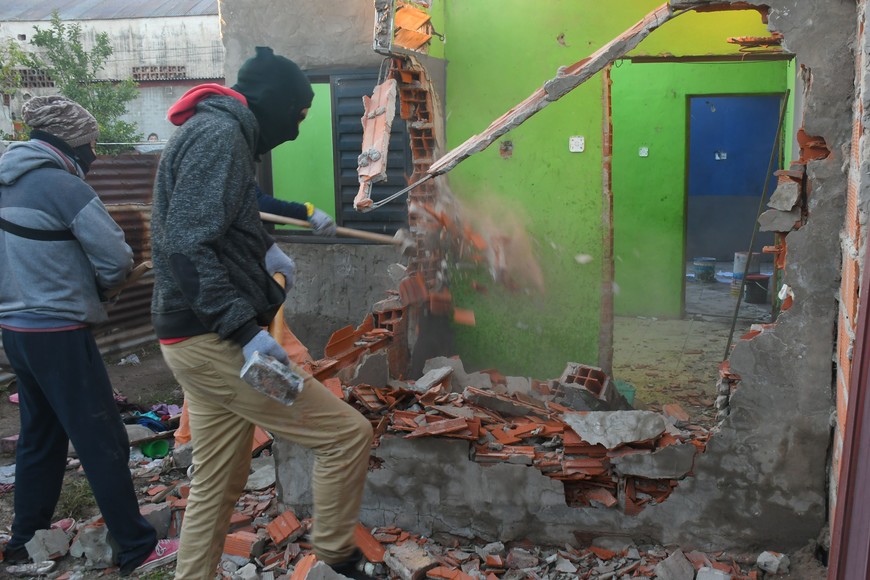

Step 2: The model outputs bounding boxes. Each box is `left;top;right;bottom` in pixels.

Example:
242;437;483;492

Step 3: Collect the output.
17;69;55;89
131;65;187;81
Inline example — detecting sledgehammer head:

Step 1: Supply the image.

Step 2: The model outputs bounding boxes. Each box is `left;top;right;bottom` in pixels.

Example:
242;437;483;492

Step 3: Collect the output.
240;352;304;406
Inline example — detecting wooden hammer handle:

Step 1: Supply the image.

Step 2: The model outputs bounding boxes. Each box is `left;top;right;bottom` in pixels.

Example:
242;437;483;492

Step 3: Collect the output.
105;260;153;299
259;212;399;245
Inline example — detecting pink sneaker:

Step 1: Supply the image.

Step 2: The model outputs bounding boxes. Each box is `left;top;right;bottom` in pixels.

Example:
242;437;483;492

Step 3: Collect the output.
132;539;179;575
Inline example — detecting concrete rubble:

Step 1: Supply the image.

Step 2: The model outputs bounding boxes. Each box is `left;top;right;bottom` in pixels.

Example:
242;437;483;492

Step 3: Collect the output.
0;248;816;578
0;415;797;580
0;346;800;578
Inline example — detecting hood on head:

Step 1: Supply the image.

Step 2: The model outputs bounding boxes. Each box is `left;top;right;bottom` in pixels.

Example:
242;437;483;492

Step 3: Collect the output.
0;140;84;186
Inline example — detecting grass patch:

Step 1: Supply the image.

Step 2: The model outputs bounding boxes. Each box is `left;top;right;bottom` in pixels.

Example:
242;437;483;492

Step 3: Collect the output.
55;474;98;521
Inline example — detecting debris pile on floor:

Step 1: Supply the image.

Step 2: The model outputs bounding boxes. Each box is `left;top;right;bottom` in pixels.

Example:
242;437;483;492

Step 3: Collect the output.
0;439;789;580
0;272;798;579
0;346;801;579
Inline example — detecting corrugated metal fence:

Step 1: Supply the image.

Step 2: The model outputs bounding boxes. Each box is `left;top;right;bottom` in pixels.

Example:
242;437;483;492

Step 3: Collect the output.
0;154;159;382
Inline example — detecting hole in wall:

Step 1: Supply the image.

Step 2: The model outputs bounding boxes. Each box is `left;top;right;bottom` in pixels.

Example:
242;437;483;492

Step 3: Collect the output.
607;8;797;431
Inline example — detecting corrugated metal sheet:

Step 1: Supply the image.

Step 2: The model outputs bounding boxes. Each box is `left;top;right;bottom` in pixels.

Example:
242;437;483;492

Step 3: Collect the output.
0;154;160;383
0;0;217;21
89;156;158;352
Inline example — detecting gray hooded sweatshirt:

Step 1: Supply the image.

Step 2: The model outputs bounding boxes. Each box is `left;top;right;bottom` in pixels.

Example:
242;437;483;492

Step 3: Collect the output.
150;95;284;345
0;140;133;328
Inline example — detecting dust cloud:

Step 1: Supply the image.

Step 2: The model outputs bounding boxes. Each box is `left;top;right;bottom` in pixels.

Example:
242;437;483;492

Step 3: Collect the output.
448;190;546;295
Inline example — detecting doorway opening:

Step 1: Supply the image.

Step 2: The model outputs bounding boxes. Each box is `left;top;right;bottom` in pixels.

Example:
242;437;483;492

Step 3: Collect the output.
608;52;794;426
684;93;781;323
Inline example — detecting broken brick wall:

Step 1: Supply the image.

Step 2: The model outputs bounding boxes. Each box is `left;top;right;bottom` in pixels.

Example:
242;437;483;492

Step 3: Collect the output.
270;0;854;552
832;1;870;523
221;0;856;552
273;243;402;358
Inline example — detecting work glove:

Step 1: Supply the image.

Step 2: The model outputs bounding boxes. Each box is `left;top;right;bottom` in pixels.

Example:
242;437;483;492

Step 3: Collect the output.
265;243;295;288
308;208;337;237
242;329;290;366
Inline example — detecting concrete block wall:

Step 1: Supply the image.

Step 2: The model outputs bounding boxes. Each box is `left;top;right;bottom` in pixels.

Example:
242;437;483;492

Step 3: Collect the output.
274;241;403;358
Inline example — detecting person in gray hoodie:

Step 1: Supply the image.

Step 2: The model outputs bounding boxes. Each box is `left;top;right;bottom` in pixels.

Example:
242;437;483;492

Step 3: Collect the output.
151;47;372;580
0;96;177;576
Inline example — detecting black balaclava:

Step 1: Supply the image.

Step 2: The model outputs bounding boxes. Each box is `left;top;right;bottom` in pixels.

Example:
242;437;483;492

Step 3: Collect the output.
29;129;95;175
231;46;314;155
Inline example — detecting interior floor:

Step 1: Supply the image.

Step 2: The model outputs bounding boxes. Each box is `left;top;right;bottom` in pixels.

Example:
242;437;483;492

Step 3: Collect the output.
612;260;775;427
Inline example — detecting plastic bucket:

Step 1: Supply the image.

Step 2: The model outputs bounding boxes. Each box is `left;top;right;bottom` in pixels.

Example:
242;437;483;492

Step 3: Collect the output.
731;252;761;295
140;439;169;459
743;274;770;304
692;257;717;282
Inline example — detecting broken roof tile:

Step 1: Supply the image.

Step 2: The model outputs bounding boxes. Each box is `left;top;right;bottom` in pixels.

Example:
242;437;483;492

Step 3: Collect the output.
407;417;470;438
289;553;317;580
453;308;476;326
322;377;344;399
355;523;386;564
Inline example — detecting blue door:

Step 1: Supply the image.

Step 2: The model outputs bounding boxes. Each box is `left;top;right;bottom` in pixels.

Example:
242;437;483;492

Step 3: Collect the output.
686;95;782;261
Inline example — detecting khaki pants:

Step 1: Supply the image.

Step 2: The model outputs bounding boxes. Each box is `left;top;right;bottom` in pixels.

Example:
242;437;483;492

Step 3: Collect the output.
160;334;373;580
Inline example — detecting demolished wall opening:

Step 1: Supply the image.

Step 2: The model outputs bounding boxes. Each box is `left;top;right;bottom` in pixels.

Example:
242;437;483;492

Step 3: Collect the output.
609;47;796;428
270;0;841;560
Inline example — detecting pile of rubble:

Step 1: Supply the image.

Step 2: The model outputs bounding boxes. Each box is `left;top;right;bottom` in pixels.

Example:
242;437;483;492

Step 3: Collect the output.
337;355;710;515
0;286;775;579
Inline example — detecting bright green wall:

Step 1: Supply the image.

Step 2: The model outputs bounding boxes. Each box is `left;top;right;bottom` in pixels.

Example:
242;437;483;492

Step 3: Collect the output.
611;61;789;317
427;1;445;59
271;83;335;231
437;1;776;376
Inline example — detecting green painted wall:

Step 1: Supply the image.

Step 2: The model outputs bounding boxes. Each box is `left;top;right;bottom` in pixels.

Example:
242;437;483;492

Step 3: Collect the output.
441;0;777;376
271;83;335;231
427;1;445;59
611;61;789;317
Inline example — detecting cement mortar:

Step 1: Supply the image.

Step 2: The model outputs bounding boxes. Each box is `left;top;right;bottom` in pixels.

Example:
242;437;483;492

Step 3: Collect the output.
264;0;853;552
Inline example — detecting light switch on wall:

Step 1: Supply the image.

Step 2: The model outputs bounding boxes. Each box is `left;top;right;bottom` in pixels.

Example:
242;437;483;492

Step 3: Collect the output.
639;146;649;157
569;136;585;153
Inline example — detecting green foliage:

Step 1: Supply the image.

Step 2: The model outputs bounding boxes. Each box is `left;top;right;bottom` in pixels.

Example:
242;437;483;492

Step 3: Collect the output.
30;11;141;152
0;38;31;96
0;40;33;140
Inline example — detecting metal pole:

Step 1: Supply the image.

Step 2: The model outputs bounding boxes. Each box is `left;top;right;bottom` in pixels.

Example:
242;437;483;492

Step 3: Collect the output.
723;89;791;361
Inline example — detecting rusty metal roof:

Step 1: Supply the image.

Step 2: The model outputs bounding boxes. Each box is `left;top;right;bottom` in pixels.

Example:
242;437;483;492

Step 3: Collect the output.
0;0;217;21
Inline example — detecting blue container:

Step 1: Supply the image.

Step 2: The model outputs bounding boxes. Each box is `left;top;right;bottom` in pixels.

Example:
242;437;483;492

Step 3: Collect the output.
692;257;717;282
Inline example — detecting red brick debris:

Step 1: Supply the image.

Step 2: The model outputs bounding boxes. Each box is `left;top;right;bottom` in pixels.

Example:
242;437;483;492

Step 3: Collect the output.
126;478;770;579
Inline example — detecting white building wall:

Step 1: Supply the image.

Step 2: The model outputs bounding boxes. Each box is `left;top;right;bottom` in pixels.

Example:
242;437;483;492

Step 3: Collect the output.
120;82;209;143
0;15;222;139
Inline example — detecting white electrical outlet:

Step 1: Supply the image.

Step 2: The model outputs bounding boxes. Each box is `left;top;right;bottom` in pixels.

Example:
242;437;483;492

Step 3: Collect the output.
569;136;585;153
638;146;649;157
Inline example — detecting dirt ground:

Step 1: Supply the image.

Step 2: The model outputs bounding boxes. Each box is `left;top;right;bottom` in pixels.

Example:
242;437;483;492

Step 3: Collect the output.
0;344;181;579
